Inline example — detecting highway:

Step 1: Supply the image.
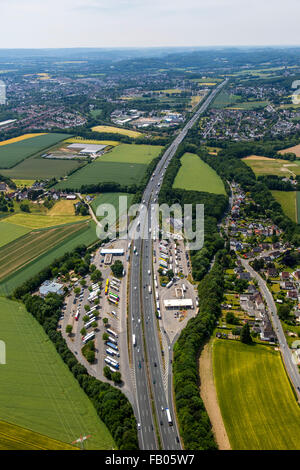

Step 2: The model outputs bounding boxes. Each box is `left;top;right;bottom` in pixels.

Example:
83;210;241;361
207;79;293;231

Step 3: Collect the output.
241;258;300;401
129;79;228;450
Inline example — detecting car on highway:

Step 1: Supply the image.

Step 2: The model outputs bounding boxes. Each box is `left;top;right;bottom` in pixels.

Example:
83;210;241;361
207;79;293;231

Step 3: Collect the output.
137;423;141;430
138;361;141;369
154;362;157;367
161;406;164;411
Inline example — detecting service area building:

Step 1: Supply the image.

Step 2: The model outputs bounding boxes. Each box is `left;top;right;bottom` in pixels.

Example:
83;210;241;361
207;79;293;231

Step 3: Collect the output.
164;299;193;310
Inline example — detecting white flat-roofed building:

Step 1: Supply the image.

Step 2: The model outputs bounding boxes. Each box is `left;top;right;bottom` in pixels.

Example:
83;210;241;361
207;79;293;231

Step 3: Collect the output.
164;299;193;309
67;143;107;156
100;248;124;256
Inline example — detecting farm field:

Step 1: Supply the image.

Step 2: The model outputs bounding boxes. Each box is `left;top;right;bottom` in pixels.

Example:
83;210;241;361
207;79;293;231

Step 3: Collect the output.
227;100;268;110
173;152;226;194
243;155;300;177
96;143;162;164
213;340;300;450
2;213;89;229
211;90;241;108
91;192;134;223
12;179;35;188
55;161;148;190
279;144;300;158
64;137;120;147
92;125;142;138
0;420;77;450
0;221;31;248
0;221;89;282
0;221;98;295
297;192;300;223
0;133;71;169
0;133;47;146
48;199;78;216
1;154;82;180
271;190;297;222
0;298;115;449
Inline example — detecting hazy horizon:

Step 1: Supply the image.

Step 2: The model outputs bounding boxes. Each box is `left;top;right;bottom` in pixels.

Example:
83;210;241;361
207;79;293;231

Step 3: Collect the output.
1;0;299;49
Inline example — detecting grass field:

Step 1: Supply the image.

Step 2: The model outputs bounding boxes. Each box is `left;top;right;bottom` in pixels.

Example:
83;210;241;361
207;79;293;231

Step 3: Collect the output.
91;192;134;223
55;161;148;190
243;155;300;177
213;340;300;450
2;213;89;229
0;133;71;169
0;221;98;295
0;298;115;449
1;154;82;180
0;222;31;248
96;143;162;164
226;100;268;110
271;190;297;222
297;192;300;223
0;222;89;282
211;90;241;108
0;419;77;450
173;153;226;194
92;125;142;138
12;179;35;188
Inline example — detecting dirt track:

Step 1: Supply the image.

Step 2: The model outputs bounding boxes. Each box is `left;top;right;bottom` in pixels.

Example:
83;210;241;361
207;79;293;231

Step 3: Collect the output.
199;340;231;450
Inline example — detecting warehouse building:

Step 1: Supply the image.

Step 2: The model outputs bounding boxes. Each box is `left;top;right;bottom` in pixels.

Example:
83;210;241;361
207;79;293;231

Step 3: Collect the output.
39;281;64;297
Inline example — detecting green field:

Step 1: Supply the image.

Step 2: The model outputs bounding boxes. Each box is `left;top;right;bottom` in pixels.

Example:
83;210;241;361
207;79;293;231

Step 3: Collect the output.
213;340;300;450
96;143;162;165
2;213;89;229
211;90;242;108
0;419;77;450
173;153;225;194
1;155;83;180
0;298;115;449
271;190;297;222
297;192;300;223
243;156;300;177
0;222;31;248
55;161;147;190
0;221;98;295
91;192;134;227
227;100;268;110
0;133;71;169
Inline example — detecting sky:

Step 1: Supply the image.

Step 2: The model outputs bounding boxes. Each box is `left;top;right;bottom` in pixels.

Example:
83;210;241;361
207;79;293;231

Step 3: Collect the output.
1;0;300;49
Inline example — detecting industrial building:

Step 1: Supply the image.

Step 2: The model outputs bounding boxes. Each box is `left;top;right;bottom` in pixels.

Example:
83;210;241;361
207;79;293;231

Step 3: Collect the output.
39;281;64;297
164;299;193;310
100;248;124;256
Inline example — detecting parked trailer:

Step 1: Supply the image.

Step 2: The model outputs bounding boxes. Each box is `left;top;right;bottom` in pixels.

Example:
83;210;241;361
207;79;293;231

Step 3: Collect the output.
160;253;169;260
109;292;119;300
105;355;119;366
154;280;158;289
182;284;186;292
75;310;80;321
106;328;118;338
156;300;160;310
82;331;95;344
132;334;136;346
166;408;173;426
104;358;119;369
106;348;120;358
111;310;117;317
106;341;119;351
110;285;120;293
108;296;118;305
166;280;173;289
112;277;121;285
84;317;96;329
108;336;118;344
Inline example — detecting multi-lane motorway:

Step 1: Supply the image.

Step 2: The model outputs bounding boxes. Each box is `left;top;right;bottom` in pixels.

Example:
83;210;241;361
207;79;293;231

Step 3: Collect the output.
129;79;228;450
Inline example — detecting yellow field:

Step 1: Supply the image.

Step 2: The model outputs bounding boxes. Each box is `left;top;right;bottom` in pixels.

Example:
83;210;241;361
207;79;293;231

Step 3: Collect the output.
2;213;89;229
243;155;275;161
48;199;78;216
12;179;35;188
64;137;120;147
154;88;182;94
92;125;142;138
0;134;47;146
279;144;300;158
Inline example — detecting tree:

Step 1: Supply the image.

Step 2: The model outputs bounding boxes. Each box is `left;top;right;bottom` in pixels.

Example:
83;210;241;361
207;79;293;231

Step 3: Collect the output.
20;202;30;213
103;332;109;341
84;305;90;312
240;323;253;344
92;321;98;329
66;324;72;335
278;304;290;321
112;372;122;384
91;269;102;282
166;269;174;280
103;366;112;380
226;312;239;325
83;315;89;323
74;287;80;295
86;350;95;363
111;260;124;278
80;327;87;336
103;317;108;326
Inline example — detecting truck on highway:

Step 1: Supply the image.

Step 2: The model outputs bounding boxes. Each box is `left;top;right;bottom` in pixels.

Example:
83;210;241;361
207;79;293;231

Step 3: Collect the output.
148;285;152;294
165;408;173;426
132;334;136;346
